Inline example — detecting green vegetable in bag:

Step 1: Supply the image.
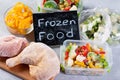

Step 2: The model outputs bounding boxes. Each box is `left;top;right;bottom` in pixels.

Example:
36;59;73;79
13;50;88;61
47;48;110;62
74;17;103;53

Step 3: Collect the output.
44;0;58;9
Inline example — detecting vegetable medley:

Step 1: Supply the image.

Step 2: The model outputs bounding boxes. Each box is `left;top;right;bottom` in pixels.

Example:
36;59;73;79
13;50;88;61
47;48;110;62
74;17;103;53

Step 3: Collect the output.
41;0;80;11
80;13;105;40
64;43;109;69
106;9;120;45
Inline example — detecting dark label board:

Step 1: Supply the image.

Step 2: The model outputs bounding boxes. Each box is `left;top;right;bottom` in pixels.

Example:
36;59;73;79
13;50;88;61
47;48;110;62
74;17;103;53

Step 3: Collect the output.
33;11;80;46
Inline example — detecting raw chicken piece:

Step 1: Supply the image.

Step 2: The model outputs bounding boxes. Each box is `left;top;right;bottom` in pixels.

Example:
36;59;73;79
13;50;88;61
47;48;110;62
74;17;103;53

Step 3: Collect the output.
6;42;60;80
0;35;28;57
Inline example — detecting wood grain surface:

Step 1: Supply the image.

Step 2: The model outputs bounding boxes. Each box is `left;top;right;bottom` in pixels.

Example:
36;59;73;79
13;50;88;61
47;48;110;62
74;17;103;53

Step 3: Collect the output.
0;57;35;80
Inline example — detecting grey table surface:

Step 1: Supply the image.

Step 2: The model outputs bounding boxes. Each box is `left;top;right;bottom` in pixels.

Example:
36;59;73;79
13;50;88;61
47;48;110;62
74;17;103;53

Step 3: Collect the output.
0;0;120;80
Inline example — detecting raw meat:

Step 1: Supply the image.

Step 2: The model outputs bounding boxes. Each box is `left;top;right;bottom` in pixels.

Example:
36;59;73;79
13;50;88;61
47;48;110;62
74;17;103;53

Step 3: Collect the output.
6;42;60;80
0;35;28;57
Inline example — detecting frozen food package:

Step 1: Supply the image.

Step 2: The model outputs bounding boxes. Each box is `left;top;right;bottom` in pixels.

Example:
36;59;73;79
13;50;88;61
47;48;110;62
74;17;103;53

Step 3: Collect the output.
60;40;113;75
36;0;83;13
79;8;112;43
104;8;120;46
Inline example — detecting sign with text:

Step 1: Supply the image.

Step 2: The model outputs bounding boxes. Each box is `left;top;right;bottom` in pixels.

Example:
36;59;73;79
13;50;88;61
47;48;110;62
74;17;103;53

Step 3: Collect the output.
33;11;80;45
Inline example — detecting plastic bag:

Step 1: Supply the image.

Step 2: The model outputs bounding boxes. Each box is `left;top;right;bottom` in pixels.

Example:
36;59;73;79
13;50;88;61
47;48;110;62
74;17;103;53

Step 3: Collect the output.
79;8;112;43
104;8;120;46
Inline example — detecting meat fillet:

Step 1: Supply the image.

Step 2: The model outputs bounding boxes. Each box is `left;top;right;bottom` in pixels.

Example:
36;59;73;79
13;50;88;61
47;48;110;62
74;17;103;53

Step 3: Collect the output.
0;35;28;57
6;42;60;80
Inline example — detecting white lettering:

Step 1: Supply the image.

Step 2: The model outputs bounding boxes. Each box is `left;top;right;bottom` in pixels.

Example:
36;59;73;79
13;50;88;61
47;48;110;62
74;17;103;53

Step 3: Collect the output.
39;32;46;41
66;28;73;38
38;28;74;41
56;20;62;26
56;32;64;39
45;21;49;27
38;19;44;27
63;20;68;26
43;19;76;27
47;33;54;40
70;20;76;25
50;21;56;27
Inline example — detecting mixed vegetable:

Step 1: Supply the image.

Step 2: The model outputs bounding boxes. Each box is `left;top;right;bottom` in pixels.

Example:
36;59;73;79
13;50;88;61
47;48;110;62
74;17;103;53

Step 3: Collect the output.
39;0;81;11
64;43;109;69
80;13;105;40
106;9;120;45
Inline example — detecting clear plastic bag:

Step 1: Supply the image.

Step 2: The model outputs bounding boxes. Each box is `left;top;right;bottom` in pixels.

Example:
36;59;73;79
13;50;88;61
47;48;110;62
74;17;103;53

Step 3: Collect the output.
104;8;120;46
79;8;112;43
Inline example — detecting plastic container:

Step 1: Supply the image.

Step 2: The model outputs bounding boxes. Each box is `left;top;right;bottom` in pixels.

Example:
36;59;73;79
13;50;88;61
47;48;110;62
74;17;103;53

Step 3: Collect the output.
37;0;83;13
60;40;113;75
79;8;112;43
4;0;37;36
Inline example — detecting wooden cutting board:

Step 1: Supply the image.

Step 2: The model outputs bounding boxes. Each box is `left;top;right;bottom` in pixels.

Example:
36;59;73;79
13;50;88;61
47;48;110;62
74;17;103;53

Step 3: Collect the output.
0;57;35;80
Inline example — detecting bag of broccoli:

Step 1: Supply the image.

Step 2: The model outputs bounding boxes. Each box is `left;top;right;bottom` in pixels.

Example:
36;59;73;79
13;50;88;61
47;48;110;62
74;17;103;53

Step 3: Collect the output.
79;8;112;43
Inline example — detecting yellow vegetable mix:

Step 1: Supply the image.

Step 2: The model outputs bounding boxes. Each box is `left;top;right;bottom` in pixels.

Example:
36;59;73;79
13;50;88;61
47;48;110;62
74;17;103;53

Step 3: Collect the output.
5;2;33;35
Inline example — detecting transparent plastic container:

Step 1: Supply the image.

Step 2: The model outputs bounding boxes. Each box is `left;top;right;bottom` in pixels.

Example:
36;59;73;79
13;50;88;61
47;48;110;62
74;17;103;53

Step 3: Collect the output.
79;8;112;43
60;40;113;75
4;0;37;36
37;0;83;13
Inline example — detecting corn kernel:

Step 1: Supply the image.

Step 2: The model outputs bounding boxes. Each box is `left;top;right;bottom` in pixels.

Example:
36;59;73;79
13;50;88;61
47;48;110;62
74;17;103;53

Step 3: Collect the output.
95;65;101;68
87;56;91;61
89;62;95;68
101;54;105;59
75;61;86;67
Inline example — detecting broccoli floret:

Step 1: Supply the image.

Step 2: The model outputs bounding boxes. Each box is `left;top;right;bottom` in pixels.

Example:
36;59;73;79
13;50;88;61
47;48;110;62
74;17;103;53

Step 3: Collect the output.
87;52;99;61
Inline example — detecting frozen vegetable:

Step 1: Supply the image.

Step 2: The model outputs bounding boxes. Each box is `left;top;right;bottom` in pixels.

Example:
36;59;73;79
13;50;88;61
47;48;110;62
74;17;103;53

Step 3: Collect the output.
64;42;109;69
39;0;81;11
44;0;58;9
80;13;105;40
5;2;33;35
105;9;120;45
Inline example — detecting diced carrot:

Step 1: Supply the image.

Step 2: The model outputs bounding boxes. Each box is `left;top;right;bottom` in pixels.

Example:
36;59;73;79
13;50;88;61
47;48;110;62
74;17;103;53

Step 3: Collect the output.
86;43;91;52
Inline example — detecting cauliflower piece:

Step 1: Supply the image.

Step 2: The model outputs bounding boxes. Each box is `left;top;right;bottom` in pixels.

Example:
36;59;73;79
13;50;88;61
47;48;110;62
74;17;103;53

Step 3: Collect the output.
88;23;94;31
97;27;104;32
70;5;77;11
69;45;78;59
67;58;74;67
92;45;100;51
81;25;87;32
76;55;86;62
